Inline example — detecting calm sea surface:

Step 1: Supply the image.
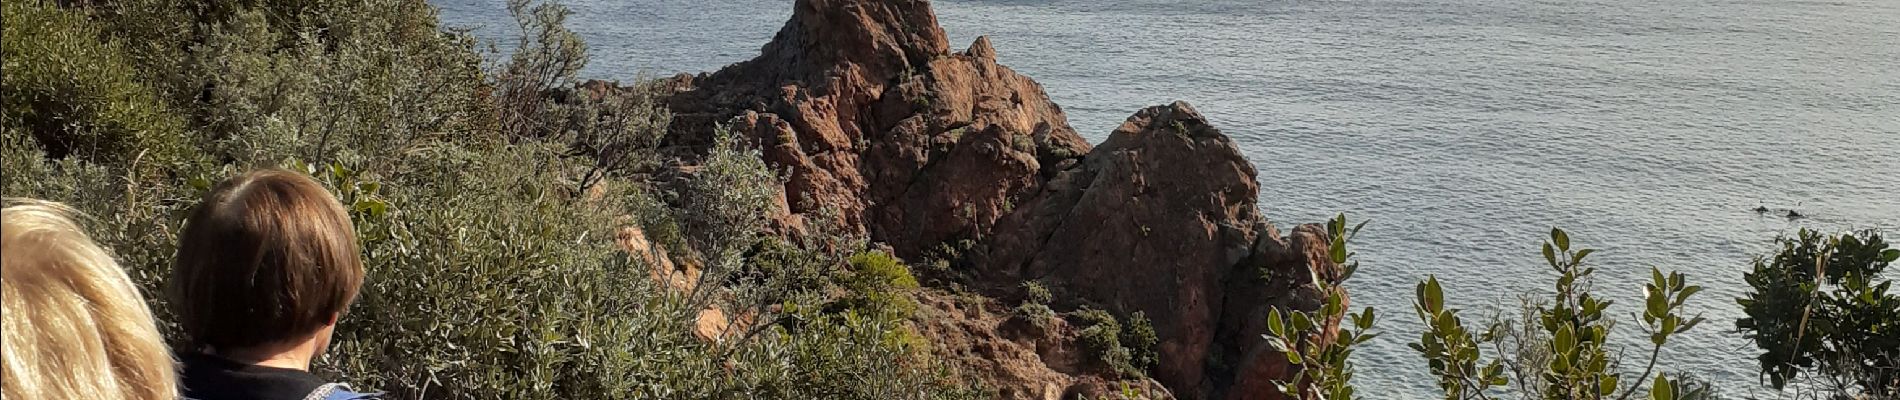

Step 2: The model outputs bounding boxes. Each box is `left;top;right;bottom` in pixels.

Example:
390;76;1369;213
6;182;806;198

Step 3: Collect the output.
434;0;1900;396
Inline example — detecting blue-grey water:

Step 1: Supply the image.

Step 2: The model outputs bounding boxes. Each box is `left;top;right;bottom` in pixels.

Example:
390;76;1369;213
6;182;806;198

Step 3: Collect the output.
434;0;1900;396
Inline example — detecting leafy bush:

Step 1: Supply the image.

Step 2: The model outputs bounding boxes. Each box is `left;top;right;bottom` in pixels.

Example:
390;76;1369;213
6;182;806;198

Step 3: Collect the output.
1074;307;1133;376
1265;222;1715;400
1414;228;1710;400
839;250;923;320
0;0;982;398
1737;229;1899;396
1022;280;1053;305
1;0;192;168
1071;307;1156;378
1123;311;1159;374
1014;302;1056;327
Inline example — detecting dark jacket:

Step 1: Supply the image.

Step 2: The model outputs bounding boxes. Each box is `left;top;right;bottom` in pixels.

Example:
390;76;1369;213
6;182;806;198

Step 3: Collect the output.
178;352;377;400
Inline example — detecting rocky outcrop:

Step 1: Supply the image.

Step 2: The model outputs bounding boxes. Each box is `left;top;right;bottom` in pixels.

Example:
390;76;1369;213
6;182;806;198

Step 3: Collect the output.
664;0;1089;256
980;102;1260;395
1217;224;1347;400
655;0;1344;398
979;102;1344;399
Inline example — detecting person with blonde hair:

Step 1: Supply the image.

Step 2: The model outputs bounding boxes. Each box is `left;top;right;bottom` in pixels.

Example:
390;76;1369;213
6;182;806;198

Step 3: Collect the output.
170;169;377;400
1;199;178;400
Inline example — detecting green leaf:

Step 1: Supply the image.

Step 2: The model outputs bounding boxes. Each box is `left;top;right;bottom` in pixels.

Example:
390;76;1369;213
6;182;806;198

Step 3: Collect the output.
1552;228;1570;251
1262;335;1291;353
1652;376;1673;400
1267;308;1285;337
1675;285;1702;306
1678;316;1705;333
1349;219;1370;240
1554;326;1575;350
1285;347;1304;365
1573;248;1596;262
1881;249;1899;263
1646;289;1667;318
1600;375;1620;396
1330;238;1349;264
1543;243;1558;267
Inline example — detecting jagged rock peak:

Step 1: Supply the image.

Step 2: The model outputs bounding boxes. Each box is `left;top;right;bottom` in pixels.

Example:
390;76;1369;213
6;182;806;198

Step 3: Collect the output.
965;35;997;60
737;0;951;83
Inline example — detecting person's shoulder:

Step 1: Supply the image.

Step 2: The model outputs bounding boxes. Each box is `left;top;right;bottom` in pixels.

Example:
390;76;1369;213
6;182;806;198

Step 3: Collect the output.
311;383;382;400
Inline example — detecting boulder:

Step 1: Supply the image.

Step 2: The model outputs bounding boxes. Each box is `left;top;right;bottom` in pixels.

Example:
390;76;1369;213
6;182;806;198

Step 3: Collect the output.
984;102;1294;398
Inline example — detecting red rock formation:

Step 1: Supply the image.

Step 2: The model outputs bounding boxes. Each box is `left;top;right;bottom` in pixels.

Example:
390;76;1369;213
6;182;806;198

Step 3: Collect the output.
665;0;1088;256
913;291;1173;400
1217;224;1348;400
657;0;1344;398
981;102;1343;399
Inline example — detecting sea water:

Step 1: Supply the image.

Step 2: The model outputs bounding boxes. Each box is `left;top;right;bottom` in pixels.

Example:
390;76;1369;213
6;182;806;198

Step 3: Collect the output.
433;0;1900;396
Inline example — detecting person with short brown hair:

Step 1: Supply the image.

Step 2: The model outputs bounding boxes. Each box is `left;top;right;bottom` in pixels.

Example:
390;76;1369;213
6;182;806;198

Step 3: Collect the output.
2;199;178;400
169;169;377;400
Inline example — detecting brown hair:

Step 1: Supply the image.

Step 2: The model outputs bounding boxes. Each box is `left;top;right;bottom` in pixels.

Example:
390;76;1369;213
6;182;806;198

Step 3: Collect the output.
169;169;363;351
3;199;178;400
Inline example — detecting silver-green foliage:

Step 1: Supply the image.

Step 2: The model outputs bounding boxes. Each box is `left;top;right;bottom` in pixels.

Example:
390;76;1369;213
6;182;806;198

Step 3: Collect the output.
1259;221;1718;400
1413;229;1711;400
1262;213;1376;400
1;0;979;398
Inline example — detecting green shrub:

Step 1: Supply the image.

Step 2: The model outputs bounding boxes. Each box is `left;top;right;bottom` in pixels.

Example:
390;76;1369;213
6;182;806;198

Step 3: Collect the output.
1073;307;1138;377
1413;229;1710;400
1067;306;1158;378
1010;133;1036;153
1013;302;1056;327
1263;218;1716;400
1;0;192;168
839;250;923;320
1123;311;1159;373
0;0;983;398
1736;229;1899;396
1022;280;1053;305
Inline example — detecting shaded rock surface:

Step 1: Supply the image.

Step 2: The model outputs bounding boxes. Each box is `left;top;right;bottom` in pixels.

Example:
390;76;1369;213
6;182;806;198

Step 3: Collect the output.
651;0;1344;398
914;291;1172;400
980;102;1345;399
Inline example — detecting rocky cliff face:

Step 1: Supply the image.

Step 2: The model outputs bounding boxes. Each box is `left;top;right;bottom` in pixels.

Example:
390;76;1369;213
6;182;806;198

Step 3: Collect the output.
665;0;1090;258
656;0;1343;398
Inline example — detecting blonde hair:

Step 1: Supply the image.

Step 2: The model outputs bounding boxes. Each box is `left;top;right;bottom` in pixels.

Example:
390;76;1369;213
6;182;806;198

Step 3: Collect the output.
2;199;177;400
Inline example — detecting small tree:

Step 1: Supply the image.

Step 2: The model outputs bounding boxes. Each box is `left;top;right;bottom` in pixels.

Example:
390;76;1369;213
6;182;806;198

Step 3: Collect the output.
1255;218;1717;400
1411;228;1710;400
1413;229;1710;398
1736;229;1900;397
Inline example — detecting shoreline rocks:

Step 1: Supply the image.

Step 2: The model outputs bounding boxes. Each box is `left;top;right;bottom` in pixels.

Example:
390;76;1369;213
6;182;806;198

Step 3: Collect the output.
647;0;1345;398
